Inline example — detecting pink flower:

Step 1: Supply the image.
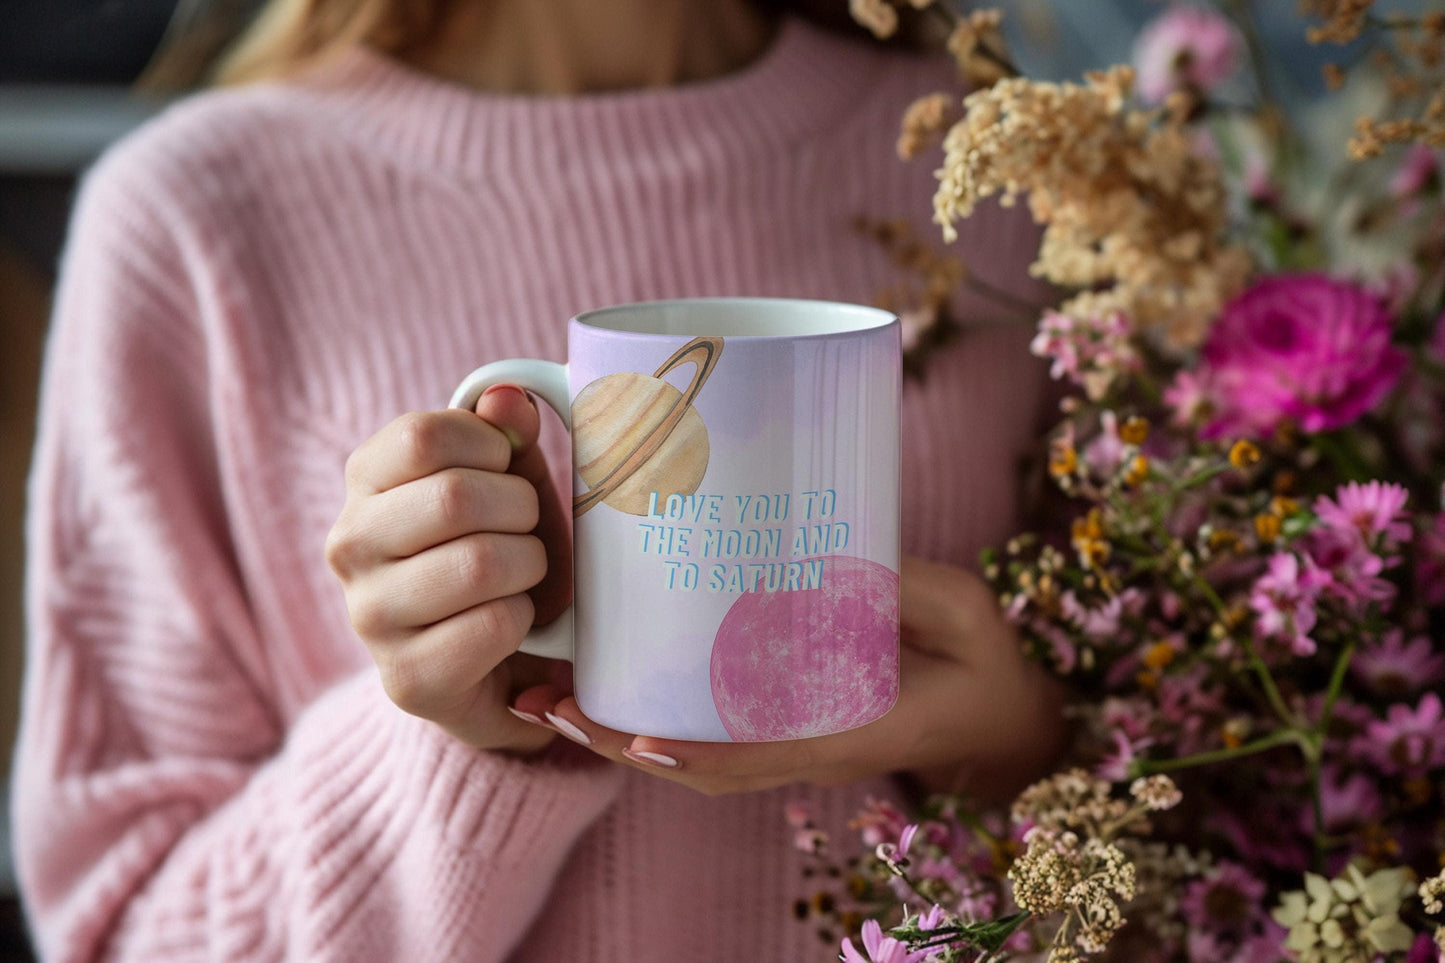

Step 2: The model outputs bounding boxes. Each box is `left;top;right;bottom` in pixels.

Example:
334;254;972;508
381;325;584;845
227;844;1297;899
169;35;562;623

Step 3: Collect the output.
1084;411;1129;477
1180;861;1267;938
1249;552;1328;657
1405;931;1441;963
840;919;925;963
1164;369;1212;427
1097;729;1155;782
1317;767;1384;832
1061;588;1135;641
1314;481;1411;548
916;905;948;932
1389;145;1441;199
851;797;909;848
897;824;919;859
1304;527;1395;611
1030;310;1140;400
1357;692;1445;775
1187;927;1291;963
1133;5;1242;103
1193;274;1406;439
1351;631;1445;696
784;800;816;829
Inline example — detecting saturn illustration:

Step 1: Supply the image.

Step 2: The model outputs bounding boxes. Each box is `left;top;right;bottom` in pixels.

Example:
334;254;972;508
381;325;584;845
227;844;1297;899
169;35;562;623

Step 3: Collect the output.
571;337;724;516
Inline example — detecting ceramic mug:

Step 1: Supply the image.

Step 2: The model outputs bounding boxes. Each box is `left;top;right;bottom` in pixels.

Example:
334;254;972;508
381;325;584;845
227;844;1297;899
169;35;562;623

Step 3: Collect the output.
450;298;900;742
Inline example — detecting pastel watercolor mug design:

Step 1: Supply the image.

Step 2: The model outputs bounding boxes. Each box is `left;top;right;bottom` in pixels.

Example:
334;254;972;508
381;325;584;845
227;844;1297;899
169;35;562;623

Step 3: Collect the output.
450;298;901;743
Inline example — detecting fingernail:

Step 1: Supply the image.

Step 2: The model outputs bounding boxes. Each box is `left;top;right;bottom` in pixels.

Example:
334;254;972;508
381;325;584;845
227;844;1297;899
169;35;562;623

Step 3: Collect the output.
482;384;529;401
622;747;679;769
507;706;546;726
544;711;592;745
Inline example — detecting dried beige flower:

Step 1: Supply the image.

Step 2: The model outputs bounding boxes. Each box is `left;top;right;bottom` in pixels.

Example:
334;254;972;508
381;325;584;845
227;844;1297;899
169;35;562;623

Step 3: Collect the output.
1308;6;1445;157
898;92;959;161
946;9;1014;88
1422;865;1445;915
932;66;1252;348
1129;775;1183;811
1009;827;1137;959
850;0;898;40
1303;0;1378;44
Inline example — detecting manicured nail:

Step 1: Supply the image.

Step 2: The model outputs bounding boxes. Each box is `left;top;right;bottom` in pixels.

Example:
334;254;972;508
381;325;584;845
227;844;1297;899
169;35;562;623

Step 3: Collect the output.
622;747;679;769
544;711;592;745
507;706;545;726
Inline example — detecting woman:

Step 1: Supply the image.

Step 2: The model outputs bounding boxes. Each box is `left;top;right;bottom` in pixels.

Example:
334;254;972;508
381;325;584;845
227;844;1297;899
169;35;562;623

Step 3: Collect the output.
14;0;1064;958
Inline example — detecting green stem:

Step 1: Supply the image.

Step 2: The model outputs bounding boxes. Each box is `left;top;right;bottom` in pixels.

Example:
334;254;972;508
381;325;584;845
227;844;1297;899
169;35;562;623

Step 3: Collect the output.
1319;641;1356;732
1304;734;1327;875
1173;462;1234;492
1312;431;1373;482
1192;575;1298;727
1132;728;1301;775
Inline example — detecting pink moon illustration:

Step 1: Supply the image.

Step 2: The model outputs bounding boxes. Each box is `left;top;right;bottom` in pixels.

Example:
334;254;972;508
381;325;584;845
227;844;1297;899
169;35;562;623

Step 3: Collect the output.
709;556;899;742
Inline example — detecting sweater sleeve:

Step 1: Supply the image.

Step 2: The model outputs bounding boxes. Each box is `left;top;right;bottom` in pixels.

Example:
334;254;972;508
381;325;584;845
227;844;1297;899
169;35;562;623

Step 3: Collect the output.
12;137;624;963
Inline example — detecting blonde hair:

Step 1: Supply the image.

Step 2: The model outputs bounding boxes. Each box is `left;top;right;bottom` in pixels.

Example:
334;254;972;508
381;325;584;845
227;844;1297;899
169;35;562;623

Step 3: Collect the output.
141;0;451;89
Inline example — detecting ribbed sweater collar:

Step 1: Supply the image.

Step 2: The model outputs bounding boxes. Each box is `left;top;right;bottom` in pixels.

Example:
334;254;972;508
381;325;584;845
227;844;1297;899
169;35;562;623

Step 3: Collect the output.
299;17;885;177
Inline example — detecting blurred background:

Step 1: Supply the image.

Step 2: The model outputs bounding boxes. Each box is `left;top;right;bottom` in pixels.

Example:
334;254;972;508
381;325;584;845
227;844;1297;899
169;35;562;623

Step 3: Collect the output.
0;0;1379;958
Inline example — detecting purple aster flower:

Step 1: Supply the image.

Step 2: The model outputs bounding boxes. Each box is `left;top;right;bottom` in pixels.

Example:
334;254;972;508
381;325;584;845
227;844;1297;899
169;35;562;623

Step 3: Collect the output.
1314;481;1412;548
916;905;948;932
1133;5;1242;103
1061;590;1129;641
1352;631;1445;696
1097;729;1156;782
1357;692;1445;775
1193;274;1406;439
1304;527;1395;612
1249;552;1328;657
1180;861;1268;939
840;919;924;963
1317;767;1384;833
1405;931;1441;963
897;824;919;860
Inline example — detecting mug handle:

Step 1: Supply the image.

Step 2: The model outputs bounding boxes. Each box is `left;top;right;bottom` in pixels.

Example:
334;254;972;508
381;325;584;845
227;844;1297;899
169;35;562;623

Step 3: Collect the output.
449;360;575;662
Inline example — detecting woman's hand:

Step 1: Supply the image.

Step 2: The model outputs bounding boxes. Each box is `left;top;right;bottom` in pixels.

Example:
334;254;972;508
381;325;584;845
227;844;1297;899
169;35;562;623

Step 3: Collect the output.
325;385;571;755
510;556;1066;799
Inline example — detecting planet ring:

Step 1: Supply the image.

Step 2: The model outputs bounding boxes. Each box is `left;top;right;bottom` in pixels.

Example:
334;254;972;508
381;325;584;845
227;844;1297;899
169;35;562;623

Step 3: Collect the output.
573;336;724;517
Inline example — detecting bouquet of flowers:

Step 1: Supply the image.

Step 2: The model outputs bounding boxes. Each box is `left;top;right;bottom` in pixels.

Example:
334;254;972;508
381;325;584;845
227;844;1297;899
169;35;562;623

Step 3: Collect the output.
789;2;1445;960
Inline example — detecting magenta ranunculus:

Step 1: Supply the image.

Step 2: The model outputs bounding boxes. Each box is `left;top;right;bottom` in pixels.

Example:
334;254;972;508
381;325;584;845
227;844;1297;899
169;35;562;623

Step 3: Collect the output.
1191;274;1406;439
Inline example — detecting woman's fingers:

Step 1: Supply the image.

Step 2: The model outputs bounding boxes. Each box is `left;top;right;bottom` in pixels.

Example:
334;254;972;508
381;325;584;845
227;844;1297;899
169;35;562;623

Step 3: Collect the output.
472;385;574;624
344;407;515;494
356;468;540;560
900;555;1003;662
351;531;547;634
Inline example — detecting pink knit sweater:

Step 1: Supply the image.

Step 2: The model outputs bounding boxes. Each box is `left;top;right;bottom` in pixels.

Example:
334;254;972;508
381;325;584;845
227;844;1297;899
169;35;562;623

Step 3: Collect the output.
16;19;1047;962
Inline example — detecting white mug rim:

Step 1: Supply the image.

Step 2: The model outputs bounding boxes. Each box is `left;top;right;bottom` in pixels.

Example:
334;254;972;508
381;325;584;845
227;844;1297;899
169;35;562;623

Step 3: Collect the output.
572;297;898;341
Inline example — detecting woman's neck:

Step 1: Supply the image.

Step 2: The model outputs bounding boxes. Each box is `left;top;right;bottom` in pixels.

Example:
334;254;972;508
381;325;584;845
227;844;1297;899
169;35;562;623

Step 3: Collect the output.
399;0;782;95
